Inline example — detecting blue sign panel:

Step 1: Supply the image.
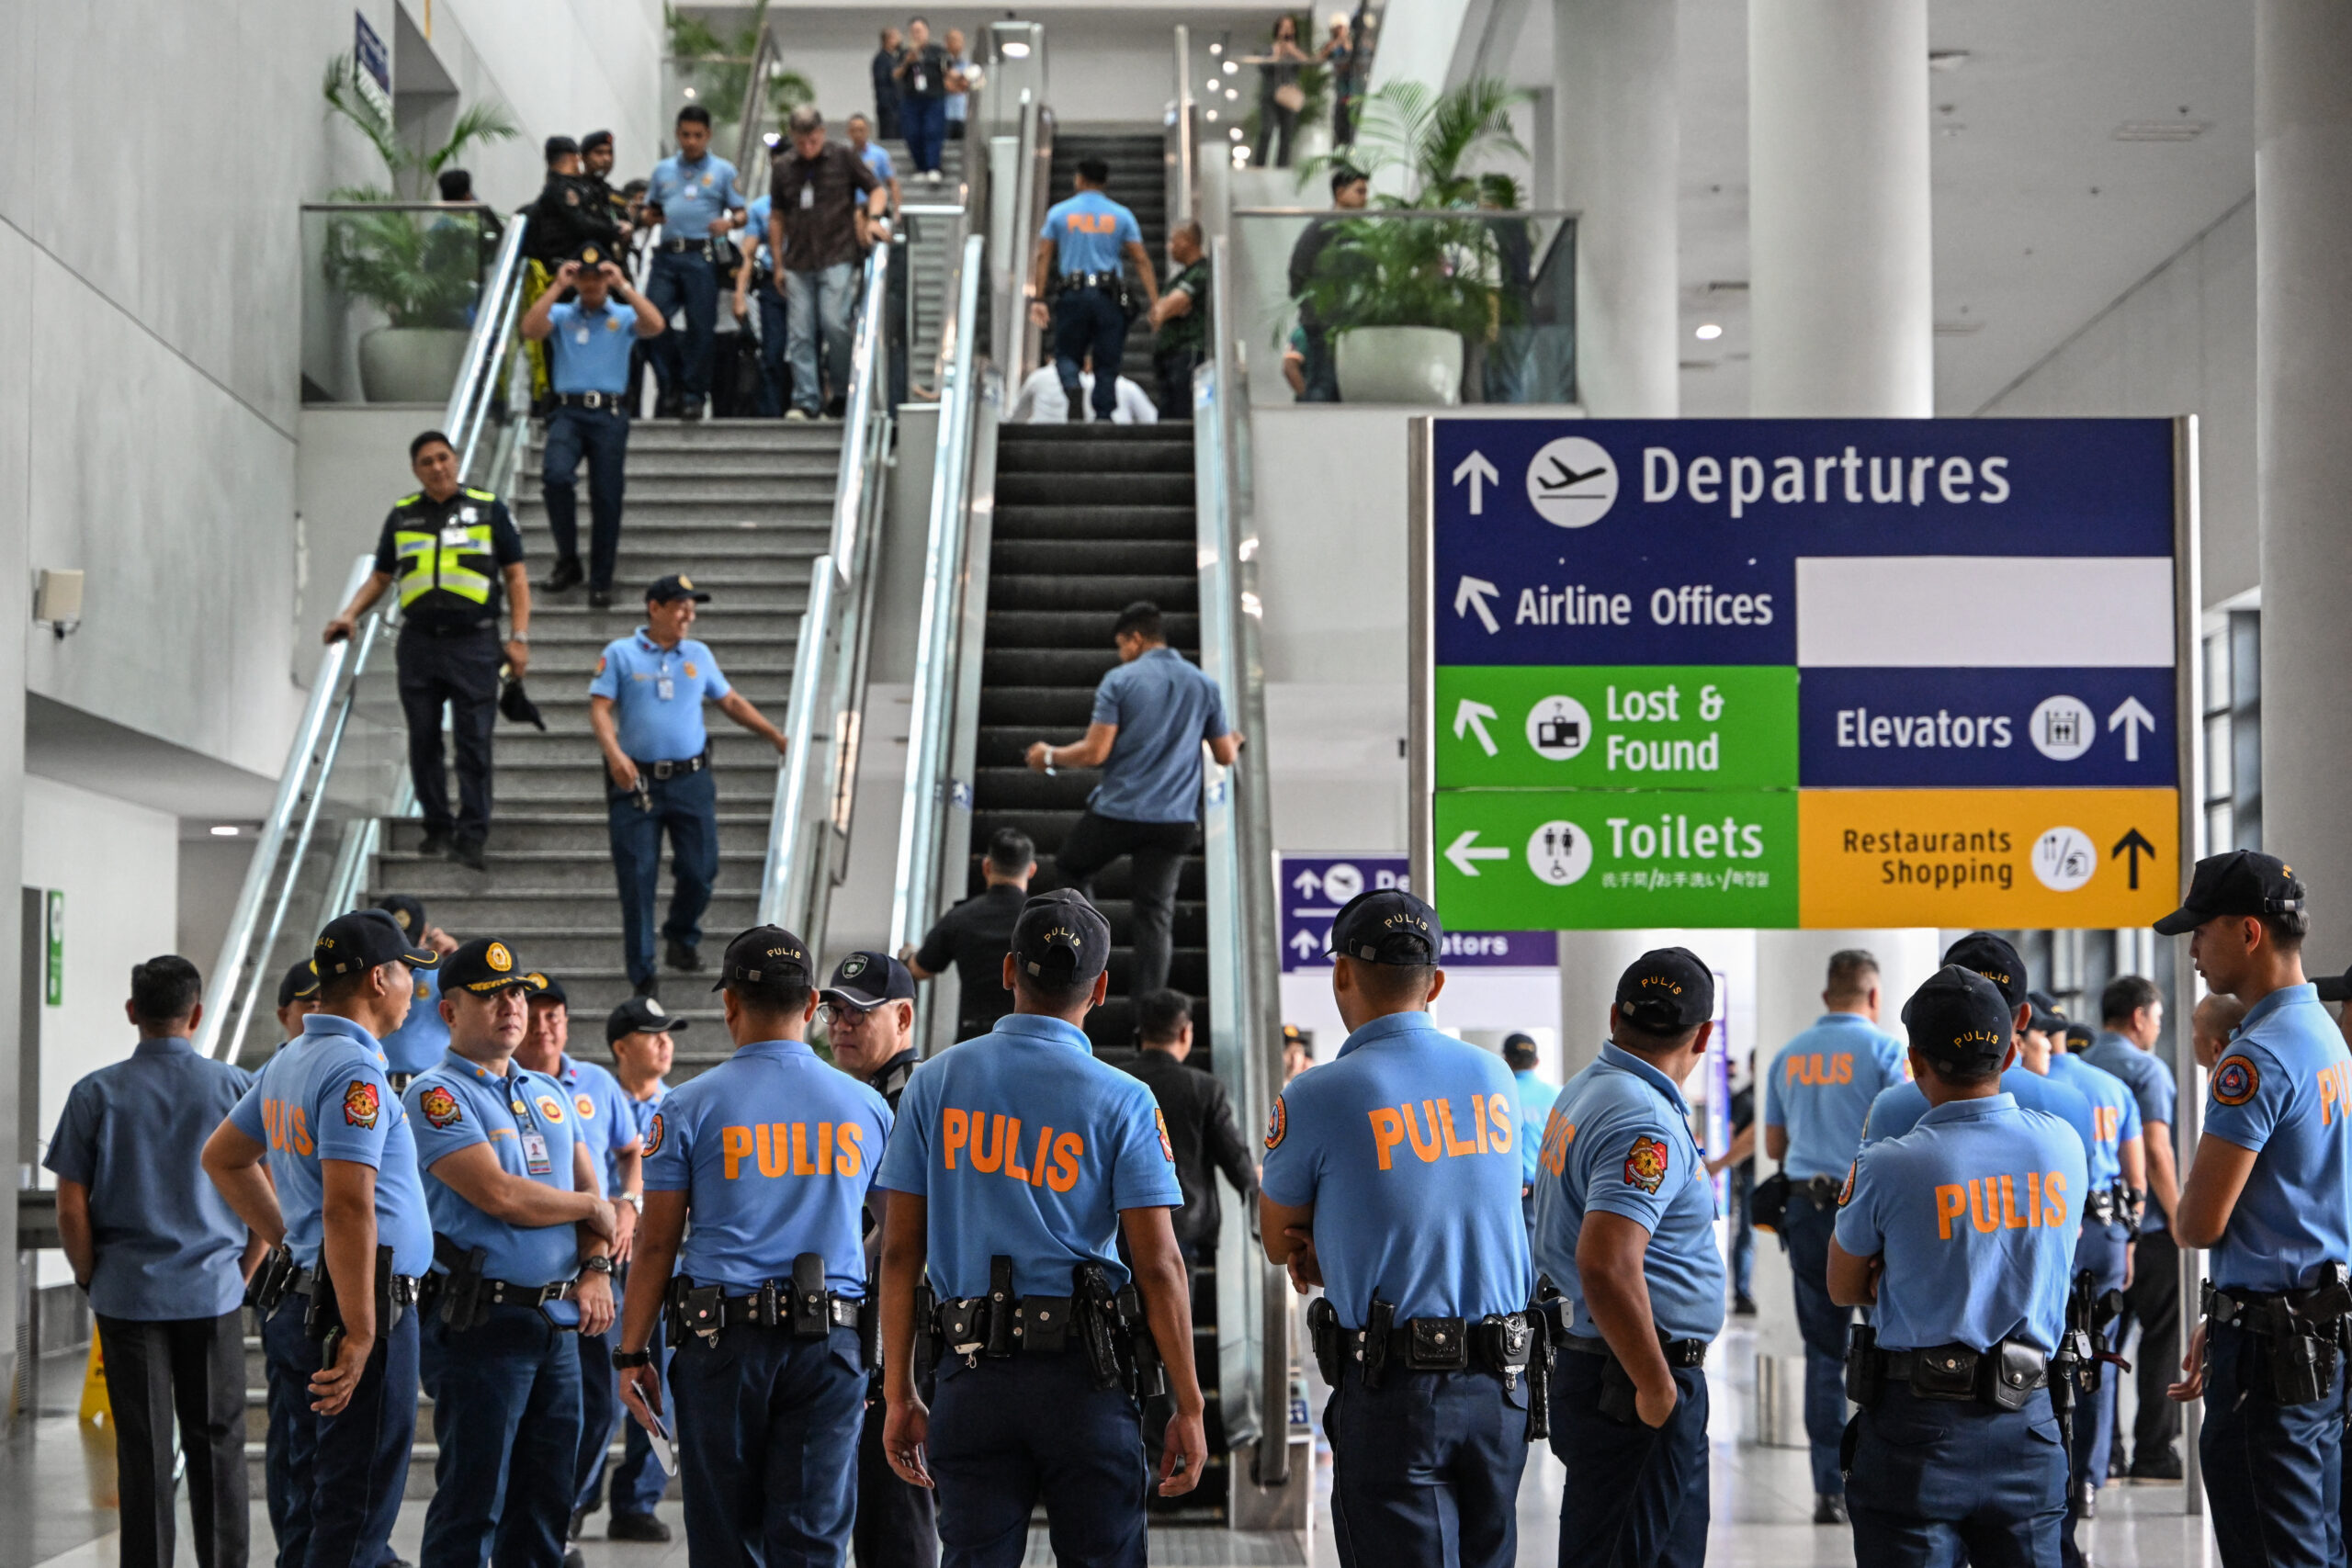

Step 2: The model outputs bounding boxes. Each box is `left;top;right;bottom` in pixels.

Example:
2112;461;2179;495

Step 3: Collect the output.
1278;853;1550;973
1796;667;2177;788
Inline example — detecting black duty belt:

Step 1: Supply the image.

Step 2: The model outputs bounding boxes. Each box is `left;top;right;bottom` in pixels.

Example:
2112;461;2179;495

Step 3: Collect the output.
1060;270;1124;291
1562;1332;1709;1370
727;1292;861;1331
291;1267;420;1306
660;237;718;256
552;390;628;411
402;618;500;639
2084;1188;2120;1226
1792;1175;1841;1209
1340;1312;1536;1375
2204;1272;2352;1338
632;751;709;780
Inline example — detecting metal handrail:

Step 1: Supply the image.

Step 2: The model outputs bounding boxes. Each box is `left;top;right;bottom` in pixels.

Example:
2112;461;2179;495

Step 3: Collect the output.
760;242;896;935
732;25;784;175
888;233;988;974
444;217;531;468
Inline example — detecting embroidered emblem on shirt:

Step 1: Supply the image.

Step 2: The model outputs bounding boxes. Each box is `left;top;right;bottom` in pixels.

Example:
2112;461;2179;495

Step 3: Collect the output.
575;1094;596;1119
2213;1055;2259;1107
420;1086;462;1129
1838;1159;1857;1208
1155;1109;1174;1162
684;661;698;679
1265;1097;1287;1151
596;656;607;675
344;1080;381;1129
537;1094;567;1123
1623;1134;1668;1193
646;1112;665;1156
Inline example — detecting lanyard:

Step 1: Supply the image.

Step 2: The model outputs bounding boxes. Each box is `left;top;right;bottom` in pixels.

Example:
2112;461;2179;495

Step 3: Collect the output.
503;1073;540;1134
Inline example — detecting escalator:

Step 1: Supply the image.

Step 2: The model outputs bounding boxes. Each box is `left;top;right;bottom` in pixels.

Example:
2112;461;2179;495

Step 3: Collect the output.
1047;130;1170;386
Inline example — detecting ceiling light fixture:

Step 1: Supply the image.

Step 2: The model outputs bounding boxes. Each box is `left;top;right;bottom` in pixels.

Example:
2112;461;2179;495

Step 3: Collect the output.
210;825;239;837
1000;39;1030;58
1694;323;1723;341
1222;59;1238;74
1928;49;1971;72
2113;119;2210;141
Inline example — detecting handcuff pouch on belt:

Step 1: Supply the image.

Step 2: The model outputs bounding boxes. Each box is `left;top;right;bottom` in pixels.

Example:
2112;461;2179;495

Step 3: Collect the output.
2203;1262;2352;1406
248;1245;298;1315
789;1254;831;1339
1361;1297;1396;1389
1860;1339;2048;1410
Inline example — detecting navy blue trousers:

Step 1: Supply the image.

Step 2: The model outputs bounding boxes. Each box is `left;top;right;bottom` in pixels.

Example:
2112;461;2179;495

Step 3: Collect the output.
646;250;722;407
671;1322;865;1568
417;1303;582;1568
1325;1364;1529;1568
902;97;947;175
1847;1382;2068;1568
541;405;628;593
929;1350;1148;1568
396;626;501;843
607;766;719;987
2062;1218;2132;1568
1781;1190;1853;1497
2201;1319;2346;1568
1548;1352;1707;1568
1050;289;1127;419
577;1320;673;1517
755;288;792;418
261;1298;419;1568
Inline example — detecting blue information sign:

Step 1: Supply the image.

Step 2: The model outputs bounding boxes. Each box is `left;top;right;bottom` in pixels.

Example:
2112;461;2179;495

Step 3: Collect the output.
1278;853;1550;973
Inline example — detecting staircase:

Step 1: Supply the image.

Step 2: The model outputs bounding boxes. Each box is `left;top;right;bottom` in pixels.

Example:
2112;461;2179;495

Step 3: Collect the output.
1048;130;1170;388
899;137;967;394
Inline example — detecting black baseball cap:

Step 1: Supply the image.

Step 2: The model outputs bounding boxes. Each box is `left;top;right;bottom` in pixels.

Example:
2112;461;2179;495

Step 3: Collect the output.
648;574;711;605
374;894;428;939
545;134;580;162
712;925;814;991
606;995;692;1043
525;971;568;1007
277;960;320;1008
1941;931;2028;1010
1328;888;1441;967
1903;964;2015;1073
2027;988;2068;1035
442;938;537;995
821;952;916;1009
2316;966;2352;1004
1615;947;1715;1034
2064;1021;2097;1052
2154;850;2307;936
1501;1032;1538;1068
572;242;611;268
1012;890;1112;986
581;130;614;154
314;910;438;979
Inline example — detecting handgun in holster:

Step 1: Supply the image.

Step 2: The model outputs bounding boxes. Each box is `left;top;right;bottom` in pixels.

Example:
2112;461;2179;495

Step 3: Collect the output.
1842;1322;1883;1407
1116;1283;1168;1401
913;1282;940;1374
857;1292;881;1370
1362;1296;1396;1391
983;1257;1018;1359
435;1234;492;1330
1074;1263;1123;1391
1306;1296;1342;1389
1521;1298;1554;1442
247;1245;297;1315
790;1254;830;1338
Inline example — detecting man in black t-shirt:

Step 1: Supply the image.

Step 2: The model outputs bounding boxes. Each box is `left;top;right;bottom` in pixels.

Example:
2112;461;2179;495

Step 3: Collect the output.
903;827;1034;1039
894;17;956;180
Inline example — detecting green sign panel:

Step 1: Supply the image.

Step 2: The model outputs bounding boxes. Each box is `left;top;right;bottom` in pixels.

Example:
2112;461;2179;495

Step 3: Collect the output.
1433;665;1797;790
1432;789;1799;929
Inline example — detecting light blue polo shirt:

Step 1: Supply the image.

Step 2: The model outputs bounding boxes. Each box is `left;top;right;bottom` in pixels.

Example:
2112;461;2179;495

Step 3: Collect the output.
1835;1094;2087;1355
403;1052;586;1299
557;1055;641;1196
647;1038;892;1295
1087;646;1230;824
746;193;773;270
1531;1044;1724;1345
1764;1012;1907;1179
377;964;448;1078
1261;1010;1532;1329
45;1038;255;1321
647;152;745;241
625;1080;667;1146
548;299;639;396
857;142;896;192
2047;1051;2141;1189
589;629;730;762
2082;1031;2179;1234
2201;983;2352;1293
1040;190;1142;276
1513;1069;1558;1184
876;1013;1179;1301
228;1015;434;1278
1864;1065;2097;1162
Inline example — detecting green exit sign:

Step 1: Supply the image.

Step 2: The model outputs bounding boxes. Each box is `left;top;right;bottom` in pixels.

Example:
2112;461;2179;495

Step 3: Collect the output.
1433;665;1798;790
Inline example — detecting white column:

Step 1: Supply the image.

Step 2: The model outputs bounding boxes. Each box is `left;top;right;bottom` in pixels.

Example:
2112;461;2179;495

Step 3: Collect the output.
1556;930;1671;1082
2256;0;2352;929
1747;0;1933;417
1554;0;1679;416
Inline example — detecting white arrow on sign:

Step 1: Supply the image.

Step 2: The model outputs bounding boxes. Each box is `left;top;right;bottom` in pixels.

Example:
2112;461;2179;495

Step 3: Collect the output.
2108;696;2156;762
1291;868;1321;897
1289;929;1320;958
1454;576;1500;635
1452;450;1500;514
1453;699;1499;757
1444;829;1511;877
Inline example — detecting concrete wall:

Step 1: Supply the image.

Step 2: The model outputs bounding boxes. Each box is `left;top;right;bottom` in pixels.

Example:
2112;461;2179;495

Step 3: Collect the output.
1977;197;2257;611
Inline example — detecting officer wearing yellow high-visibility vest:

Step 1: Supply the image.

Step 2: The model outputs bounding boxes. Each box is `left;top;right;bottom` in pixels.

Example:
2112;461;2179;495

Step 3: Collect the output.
325;430;531;872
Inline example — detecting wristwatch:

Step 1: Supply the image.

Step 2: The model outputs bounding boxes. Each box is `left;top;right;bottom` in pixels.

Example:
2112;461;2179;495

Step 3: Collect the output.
580;1255;616;1277
620;1190;645;1213
611;1346;654;1369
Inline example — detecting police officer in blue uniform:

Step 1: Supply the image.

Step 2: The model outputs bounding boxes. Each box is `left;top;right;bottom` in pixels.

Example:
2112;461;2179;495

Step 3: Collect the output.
277;958;321;1043
1532;948;1724;1567
642;105;748;421
203;910;440;1568
615;925;893;1567
601;997;683;1536
373;894;456;1085
402;940;618;1568
2160;852;2352;1568
1026;159;1158;423
1829;964;2089;1565
521;253;665;606
1261;888;1532;1568
589;575;791;995
1758;947;1905;1526
876;890;1206;1565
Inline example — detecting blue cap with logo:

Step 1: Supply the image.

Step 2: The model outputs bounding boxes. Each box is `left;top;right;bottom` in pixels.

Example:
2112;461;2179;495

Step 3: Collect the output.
441;938;536;994
1902;964;2015;1072
1012;890;1112;985
821;951;916;1008
1327;887;1441;967
314;909;439;978
1940;931;2027;1010
1614;947;1714;1033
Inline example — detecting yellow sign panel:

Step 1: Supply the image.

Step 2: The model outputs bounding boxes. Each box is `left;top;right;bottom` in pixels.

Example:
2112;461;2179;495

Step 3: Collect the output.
1798;788;2180;930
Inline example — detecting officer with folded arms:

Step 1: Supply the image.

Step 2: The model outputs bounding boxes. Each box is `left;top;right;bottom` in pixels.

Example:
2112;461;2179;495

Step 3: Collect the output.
2157;851;2352;1564
401;940;616;1568
1261;888;1532;1568
876;890;1206;1562
1532;948;1724;1567
1829;964;2088;1563
202;910;440;1568
614;926;892;1566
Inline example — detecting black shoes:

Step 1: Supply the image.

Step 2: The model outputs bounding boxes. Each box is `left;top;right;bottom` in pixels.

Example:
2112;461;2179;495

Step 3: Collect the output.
417;829;454;861
633;975;661;998
1732;1292;1758;1316
2075;1482;2098;1518
569;1508;589;1541
606;1514;672;1542
678;399;703;423
589;589;614;610
665;940;705;973
1813;1494;1849;1526
541;558;584;593
453;837;488;872
2128;1446;2183;1482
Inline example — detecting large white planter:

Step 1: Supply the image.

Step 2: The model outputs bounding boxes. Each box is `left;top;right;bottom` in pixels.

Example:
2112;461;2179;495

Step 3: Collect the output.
357;326;471;404
1335;326;1462;405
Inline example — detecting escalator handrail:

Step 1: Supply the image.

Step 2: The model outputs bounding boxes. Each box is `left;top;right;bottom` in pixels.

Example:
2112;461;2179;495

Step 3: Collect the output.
443;217;532;469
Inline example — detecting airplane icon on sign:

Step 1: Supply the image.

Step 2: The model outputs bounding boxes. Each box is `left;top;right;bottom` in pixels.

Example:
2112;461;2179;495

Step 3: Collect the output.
1537;457;1610;493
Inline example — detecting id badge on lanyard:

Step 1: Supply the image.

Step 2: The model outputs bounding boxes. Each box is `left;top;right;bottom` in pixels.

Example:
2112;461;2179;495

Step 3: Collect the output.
799;182;815;210
521;1133;552;1176
656;652;676;702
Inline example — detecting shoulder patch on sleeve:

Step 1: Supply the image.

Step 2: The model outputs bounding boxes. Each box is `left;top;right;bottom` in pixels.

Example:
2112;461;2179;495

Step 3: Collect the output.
1622;1134;1669;1193
2212;1054;2260;1107
1155;1108;1174;1162
419;1085;462;1129
1838;1158;1857;1207
645;1111;665;1156
1265;1096;1287;1151
343;1079;381;1129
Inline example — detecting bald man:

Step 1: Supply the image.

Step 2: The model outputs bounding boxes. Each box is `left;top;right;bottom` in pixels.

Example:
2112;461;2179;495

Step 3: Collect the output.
2192;992;2250;1070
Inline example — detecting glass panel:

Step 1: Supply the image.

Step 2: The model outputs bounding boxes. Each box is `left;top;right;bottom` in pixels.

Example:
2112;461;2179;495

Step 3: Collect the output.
2204;714;2233;800
2230;610;2261;710
300;205;498;406
2206;804;2233;860
1230;209;1577;406
2203;629;2230;714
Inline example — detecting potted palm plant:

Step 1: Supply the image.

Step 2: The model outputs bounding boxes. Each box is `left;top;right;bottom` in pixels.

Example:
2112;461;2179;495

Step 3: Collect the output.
1294;78;1531;404
322;53;518;402
664;1;816;151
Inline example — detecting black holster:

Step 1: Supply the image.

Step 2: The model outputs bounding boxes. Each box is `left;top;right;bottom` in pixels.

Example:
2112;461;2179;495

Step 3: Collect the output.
1306;1296;1342;1389
434;1235;492;1331
1748;1170;1792;1234
1118;1283;1167;1401
305;1245;397;1340
1074;1263;1123;1391
790;1254;830;1339
1521;1297;1554;1442
2267;1327;2336;1406
1843;1322;1882;1407
983;1257;1018;1359
1362;1297;1396;1390
247;1245;297;1315
913;1283;939;1374
857;1293;881;1370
